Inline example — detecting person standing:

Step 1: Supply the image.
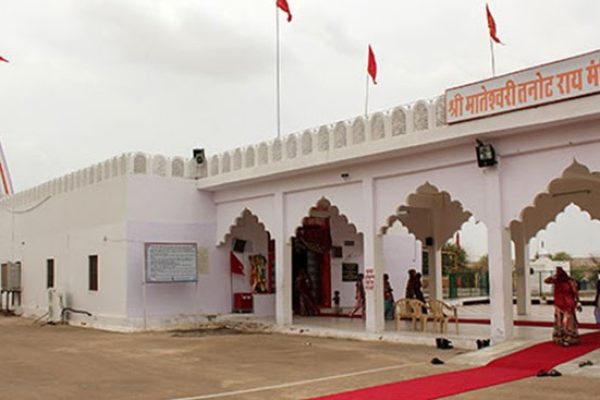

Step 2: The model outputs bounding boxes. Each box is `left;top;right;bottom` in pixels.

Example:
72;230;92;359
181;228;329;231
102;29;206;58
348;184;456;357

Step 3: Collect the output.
349;273;365;318
405;269;417;298
594;275;600;325
414;272;428;314
384;274;394;320
544;267;580;346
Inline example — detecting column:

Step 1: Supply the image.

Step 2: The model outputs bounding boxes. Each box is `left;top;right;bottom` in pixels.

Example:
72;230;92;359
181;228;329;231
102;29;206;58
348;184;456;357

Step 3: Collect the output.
274;192;292;326
363;177;385;333
484;165;514;343
514;228;531;316
427;243;443;300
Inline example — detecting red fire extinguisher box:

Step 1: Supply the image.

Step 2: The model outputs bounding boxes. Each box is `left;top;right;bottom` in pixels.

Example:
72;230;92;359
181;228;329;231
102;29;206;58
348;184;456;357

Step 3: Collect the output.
233;292;253;313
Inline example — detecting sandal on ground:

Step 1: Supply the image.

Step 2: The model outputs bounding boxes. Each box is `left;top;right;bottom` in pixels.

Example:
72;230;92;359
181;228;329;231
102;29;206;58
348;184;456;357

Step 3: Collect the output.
548;369;562;377
536;369;548;377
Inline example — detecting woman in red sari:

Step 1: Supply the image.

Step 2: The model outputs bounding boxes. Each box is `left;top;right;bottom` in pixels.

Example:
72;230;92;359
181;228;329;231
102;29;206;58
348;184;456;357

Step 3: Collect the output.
544;267;580;346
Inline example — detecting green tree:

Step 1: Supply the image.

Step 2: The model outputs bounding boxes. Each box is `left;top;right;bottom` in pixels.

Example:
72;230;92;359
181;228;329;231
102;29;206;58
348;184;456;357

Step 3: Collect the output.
551;251;573;261
442;242;468;272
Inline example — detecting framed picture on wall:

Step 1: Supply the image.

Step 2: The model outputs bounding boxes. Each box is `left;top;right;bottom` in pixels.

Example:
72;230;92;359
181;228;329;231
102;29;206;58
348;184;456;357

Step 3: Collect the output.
342;263;359;282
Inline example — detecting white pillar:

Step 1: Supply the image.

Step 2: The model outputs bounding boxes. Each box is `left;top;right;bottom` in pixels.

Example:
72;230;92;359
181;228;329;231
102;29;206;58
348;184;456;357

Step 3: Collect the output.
363;177;385;333
515;231;531;316
274;192;292;326
427;244;443;300
484;165;514;343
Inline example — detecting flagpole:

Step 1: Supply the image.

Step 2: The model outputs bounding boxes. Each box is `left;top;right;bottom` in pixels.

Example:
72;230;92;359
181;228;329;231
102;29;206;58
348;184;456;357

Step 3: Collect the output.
489;38;496;77
275;3;282;139
364;73;370;118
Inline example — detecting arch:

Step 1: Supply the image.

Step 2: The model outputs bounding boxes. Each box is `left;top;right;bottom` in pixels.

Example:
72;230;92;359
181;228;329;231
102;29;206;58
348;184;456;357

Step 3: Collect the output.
258;143;269;165
379;182;473;245
293;197;362;238
133;153;147;174
317;126;330;151
352;117;366;144
221;152;232;173
286;134;298;159
209;155;220;176
245;147;256;168
302;131;313;155
219;208;272;247
509;160;600;242
272;138;283;162
334;122;347;148
370;113;385;140
233;148;243;170
434;95;447;127
412;101;429;131
172;158;185;177
152;155;167;177
391;107;407;136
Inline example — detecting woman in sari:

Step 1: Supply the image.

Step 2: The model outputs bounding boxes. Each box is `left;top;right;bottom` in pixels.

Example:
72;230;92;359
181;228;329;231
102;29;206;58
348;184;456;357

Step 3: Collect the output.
544;267;580;346
349;273;365;318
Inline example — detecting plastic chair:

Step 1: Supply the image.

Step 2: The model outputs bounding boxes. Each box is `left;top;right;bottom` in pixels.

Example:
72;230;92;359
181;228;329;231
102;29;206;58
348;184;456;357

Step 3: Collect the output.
394;298;427;332
428;299;459;334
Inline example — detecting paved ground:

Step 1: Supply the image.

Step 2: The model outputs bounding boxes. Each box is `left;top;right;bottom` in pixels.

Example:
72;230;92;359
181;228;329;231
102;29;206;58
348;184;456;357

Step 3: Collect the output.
1;316;599;399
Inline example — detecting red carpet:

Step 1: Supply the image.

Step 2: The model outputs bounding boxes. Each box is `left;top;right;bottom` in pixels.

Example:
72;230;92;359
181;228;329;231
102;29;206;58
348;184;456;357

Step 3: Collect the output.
311;331;600;400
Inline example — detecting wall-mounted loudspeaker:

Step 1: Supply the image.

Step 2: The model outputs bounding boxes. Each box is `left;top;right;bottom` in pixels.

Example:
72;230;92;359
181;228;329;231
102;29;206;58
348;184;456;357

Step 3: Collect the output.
193;148;205;165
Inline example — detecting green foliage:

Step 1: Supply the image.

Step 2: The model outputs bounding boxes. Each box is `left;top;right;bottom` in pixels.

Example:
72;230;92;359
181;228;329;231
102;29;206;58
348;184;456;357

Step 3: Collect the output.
442;242;468;272
550;251;573;261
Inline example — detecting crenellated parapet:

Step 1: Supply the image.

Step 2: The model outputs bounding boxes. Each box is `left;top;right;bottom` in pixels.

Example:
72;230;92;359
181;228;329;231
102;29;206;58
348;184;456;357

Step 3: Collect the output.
0;153;198;208
205;95;446;180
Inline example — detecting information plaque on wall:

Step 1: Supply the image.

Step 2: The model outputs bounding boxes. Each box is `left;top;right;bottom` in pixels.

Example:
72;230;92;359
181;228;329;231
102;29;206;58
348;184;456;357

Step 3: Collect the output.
145;243;198;283
342;263;359;282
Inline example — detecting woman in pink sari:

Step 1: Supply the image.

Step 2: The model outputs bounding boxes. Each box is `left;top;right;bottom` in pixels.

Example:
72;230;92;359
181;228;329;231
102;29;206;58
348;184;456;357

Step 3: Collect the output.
544;267;580;346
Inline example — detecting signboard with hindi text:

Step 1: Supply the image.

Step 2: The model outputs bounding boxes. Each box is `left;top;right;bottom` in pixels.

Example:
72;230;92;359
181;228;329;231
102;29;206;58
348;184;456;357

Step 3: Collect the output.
145;243;198;283
446;49;600;123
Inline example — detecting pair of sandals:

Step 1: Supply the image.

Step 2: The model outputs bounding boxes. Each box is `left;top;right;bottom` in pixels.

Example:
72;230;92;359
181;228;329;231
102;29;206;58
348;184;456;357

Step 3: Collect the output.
536;369;562;377
436;338;453;349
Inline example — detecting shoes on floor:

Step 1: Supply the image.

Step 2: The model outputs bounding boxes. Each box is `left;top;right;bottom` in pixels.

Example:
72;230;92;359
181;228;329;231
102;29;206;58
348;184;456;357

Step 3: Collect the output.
436;338;453;350
431;357;445;365
578;360;593;368
537;369;562;377
476;339;491;350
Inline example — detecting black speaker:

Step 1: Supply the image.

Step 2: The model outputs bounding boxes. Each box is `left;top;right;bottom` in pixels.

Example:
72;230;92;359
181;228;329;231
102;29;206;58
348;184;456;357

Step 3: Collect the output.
232;238;246;253
425;237;434;246
193;148;205;165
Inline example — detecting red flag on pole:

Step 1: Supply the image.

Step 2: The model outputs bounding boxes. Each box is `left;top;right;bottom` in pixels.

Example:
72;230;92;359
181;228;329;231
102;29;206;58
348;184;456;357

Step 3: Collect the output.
486;4;502;44
0;56;8;63
230;252;245;275
368;45;377;85
455;232;461;251
277;0;292;22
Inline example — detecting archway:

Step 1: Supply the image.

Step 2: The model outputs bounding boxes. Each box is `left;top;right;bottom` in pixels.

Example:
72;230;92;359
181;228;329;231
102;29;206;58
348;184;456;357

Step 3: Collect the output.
219;209;275;317
510;161;600;322
380;182;481;304
291;198;364;319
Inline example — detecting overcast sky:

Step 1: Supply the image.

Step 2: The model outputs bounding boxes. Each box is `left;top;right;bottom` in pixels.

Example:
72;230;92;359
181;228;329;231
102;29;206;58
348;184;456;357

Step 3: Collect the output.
1;1;599;256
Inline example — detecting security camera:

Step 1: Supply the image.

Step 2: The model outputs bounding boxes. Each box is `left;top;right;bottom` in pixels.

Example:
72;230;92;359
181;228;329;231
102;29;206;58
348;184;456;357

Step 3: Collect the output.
193;148;205;165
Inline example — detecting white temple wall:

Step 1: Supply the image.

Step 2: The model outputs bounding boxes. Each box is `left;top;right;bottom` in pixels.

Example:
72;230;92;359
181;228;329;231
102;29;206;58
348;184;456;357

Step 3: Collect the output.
0;177;128;327
124;175;230;330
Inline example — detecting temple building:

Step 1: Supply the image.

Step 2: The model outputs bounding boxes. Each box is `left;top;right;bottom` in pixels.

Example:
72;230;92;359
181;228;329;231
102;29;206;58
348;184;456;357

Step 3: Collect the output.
1;49;600;344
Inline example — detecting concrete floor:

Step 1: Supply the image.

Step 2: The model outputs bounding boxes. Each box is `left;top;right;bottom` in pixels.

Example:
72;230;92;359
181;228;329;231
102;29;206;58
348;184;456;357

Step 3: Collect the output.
1;314;600;400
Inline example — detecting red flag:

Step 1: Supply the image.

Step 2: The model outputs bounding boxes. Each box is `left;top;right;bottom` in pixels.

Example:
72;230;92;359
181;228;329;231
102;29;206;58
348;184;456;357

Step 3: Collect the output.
0;56;8;63
277;0;292;22
367;45;377;84
230;252;244;275
486;4;502;44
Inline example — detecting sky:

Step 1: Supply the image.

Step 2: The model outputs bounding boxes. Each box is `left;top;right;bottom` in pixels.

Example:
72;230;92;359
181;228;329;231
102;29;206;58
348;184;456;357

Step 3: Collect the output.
0;0;599;256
